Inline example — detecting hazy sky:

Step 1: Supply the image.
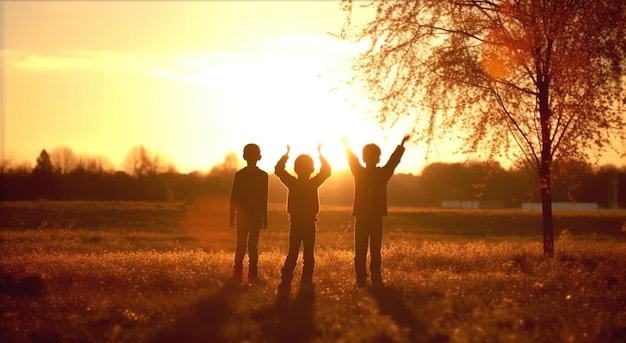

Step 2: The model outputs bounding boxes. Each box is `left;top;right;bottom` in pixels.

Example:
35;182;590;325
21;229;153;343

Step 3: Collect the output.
2;1;623;174
3;1;418;173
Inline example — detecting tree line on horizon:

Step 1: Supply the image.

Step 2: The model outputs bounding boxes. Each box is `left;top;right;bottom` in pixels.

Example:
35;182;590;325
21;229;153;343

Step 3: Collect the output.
1;146;624;208
0;146;626;208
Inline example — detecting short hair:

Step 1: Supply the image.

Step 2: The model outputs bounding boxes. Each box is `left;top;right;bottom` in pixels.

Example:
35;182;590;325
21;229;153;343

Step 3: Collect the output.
243;143;261;161
294;154;314;176
362;144;381;164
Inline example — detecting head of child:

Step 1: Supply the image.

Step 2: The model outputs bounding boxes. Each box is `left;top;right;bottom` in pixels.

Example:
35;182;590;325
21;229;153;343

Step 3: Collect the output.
294;154;314;179
362;144;381;167
243;143;261;166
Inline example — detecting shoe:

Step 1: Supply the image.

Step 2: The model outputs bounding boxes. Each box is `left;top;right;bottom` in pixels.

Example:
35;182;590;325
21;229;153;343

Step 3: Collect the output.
248;274;261;284
228;276;242;287
371;275;384;287
277;280;291;293
300;279;315;292
231;273;243;283
280;268;294;282
232;266;243;283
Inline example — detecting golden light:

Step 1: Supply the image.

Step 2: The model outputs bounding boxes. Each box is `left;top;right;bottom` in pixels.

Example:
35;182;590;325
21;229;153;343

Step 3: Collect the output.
171;34;396;173
3;2;427;175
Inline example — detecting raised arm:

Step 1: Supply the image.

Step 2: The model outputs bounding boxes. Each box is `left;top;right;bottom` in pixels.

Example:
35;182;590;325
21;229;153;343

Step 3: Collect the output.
316;143;331;182
342;138;362;172
382;134;410;176
274;145;295;184
400;134;411;147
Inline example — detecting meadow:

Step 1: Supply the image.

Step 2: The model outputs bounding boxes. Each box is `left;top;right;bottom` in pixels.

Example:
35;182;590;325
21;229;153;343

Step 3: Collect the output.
1;200;625;343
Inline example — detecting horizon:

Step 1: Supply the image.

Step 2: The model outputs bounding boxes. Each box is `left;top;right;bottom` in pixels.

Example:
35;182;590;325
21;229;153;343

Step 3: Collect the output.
5;144;625;176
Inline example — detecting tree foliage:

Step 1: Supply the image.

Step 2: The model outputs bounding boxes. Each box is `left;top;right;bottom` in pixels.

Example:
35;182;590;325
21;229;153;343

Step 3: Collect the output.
49;146;78;175
123;145;174;177
33;150;55;175
340;0;626;255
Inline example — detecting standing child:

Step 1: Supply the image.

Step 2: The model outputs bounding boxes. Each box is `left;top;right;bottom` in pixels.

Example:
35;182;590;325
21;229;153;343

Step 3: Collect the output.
275;144;331;291
229;143;268;284
343;135;409;287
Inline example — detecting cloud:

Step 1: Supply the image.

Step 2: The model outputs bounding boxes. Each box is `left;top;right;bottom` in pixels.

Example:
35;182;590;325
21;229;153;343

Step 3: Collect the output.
2;35;358;91
4;49;250;87
5;49;174;75
3;49;231;88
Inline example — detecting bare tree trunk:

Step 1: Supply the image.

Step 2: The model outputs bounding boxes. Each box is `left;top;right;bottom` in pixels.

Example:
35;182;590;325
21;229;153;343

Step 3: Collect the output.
539;157;554;257
538;73;555;257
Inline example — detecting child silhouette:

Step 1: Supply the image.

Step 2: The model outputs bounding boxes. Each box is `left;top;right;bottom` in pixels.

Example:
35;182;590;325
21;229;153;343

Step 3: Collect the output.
275;144;331;291
343;135;409;287
229;143;268;284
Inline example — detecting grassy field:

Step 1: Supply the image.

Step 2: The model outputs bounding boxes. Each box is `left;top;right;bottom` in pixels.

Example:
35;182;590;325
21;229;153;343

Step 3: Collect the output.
1;200;625;343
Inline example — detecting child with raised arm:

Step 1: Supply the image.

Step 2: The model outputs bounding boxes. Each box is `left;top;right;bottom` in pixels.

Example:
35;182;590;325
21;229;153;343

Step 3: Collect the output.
343;135;410;288
275;144;331;291
229;143;268;284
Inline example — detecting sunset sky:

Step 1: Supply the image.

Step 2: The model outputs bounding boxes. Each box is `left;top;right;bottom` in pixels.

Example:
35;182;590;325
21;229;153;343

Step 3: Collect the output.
2;1;623;174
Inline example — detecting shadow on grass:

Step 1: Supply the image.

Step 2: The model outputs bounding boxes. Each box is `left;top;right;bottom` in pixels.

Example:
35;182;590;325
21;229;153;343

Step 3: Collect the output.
149;281;243;343
253;284;316;343
0;272;45;297
368;285;448;343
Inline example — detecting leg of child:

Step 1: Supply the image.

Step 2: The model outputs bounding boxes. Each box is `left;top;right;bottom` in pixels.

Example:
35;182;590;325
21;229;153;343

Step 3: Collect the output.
281;224;302;284
233;226;249;282
369;217;384;285
301;223;316;287
247;226;261;282
354;218;369;287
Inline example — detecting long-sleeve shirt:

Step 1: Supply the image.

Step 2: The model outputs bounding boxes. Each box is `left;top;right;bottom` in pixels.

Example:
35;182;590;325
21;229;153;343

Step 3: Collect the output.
274;155;331;223
346;145;405;218
229;166;268;227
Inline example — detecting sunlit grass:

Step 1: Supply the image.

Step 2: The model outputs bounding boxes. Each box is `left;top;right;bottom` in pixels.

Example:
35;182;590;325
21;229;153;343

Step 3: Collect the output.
1;202;625;342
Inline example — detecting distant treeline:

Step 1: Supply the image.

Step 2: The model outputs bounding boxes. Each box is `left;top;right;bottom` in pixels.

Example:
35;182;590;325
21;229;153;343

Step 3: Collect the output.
1;149;625;208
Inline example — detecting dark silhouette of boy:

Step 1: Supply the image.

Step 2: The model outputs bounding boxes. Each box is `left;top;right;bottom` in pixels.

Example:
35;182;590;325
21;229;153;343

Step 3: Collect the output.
275;144;331;291
343;135;409;287
229;143;268;284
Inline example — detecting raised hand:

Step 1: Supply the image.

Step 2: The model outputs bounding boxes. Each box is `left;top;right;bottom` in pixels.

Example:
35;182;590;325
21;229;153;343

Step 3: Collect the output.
401;134;411;147
285;145;291;156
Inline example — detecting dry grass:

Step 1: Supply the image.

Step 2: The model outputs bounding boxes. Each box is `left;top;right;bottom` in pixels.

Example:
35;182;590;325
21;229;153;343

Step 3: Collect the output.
1;201;625;342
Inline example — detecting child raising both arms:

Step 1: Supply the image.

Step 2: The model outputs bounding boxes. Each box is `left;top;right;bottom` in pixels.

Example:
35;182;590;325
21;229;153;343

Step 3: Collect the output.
274;144;331;292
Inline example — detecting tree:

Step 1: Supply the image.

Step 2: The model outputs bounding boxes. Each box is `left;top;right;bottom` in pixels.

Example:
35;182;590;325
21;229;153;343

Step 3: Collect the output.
32;149;56;199
123;145;167;177
50;146;78;174
75;154;115;174
209;152;240;194
340;0;626;256
209;151;239;176
0;158;13;174
33;149;55;175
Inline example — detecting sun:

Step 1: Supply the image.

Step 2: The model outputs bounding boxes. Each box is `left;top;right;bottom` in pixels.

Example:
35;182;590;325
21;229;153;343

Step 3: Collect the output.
177;34;418;174
236;116;373;174
231;110;413;175
210;70;414;174
199;60;375;172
